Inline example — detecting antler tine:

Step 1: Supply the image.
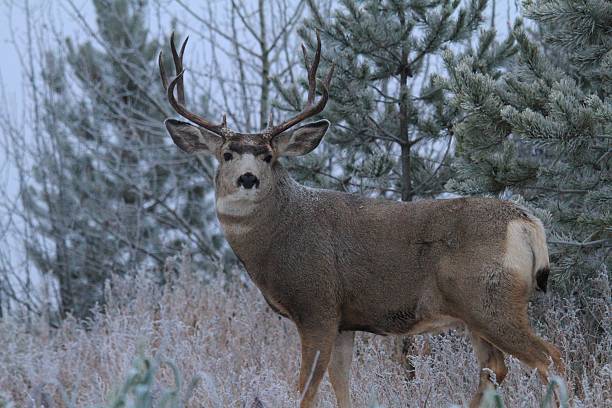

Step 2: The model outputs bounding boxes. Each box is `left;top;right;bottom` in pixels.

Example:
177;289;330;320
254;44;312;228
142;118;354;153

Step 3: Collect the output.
166;71;224;134
158;50;169;91
267;30;332;138
307;31;322;106
324;63;335;88
170;32;188;105
159;33;228;137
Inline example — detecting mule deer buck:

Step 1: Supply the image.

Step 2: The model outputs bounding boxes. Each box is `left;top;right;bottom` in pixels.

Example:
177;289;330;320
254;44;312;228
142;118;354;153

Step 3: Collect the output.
159;32;564;408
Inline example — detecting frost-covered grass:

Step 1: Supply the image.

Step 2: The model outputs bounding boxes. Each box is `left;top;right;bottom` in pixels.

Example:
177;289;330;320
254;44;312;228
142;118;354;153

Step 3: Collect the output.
0;257;609;407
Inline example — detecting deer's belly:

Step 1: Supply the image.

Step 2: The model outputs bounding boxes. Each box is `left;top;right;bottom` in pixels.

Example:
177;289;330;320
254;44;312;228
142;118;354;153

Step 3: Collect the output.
404;315;461;335
261;292;291;319
340;310;461;336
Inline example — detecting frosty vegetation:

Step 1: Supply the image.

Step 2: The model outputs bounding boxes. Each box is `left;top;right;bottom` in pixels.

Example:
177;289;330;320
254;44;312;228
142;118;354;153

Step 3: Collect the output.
0;252;609;407
0;0;609;407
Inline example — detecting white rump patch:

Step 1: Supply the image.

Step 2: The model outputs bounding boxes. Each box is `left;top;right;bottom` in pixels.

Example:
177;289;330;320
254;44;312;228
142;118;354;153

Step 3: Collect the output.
504;218;549;290
504;220;533;279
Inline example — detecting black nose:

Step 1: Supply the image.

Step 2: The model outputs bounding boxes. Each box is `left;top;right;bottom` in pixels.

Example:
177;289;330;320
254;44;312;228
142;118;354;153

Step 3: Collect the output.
237;172;259;189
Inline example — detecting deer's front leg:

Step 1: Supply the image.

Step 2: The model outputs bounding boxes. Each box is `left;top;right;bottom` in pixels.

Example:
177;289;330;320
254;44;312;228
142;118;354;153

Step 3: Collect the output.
328;330;355;408
297;324;337;408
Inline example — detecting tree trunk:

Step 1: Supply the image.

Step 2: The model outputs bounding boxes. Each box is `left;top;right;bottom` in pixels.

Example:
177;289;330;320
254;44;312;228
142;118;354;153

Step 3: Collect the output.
400;143;412;201
258;0;270;129
399;32;412;202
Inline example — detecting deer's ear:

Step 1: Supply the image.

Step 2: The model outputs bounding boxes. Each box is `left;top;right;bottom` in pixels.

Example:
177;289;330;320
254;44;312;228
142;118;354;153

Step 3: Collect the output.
273;120;329;157
165;119;223;153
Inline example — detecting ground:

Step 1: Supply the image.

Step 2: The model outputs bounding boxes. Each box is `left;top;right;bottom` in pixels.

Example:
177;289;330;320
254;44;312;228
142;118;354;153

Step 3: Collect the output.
0;259;609;407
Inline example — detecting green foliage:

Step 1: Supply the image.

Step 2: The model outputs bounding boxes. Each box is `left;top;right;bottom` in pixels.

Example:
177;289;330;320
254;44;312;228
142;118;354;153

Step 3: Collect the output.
0;352;198;408
21;0;224;319
285;0;512;201
443;0;611;291
480;375;569;408
108;353;199;408
0;395;14;408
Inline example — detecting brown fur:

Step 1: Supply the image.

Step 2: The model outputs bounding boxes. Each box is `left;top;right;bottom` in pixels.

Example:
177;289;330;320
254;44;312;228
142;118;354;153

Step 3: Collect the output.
162;116;564;406
160;33;563;406
215;164;564;408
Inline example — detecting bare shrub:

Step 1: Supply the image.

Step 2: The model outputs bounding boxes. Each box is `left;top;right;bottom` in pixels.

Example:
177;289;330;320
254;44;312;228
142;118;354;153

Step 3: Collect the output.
0;255;609;407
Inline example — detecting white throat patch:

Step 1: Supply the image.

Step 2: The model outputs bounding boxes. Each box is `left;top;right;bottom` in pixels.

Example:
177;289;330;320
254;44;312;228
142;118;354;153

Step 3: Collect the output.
216;190;259;217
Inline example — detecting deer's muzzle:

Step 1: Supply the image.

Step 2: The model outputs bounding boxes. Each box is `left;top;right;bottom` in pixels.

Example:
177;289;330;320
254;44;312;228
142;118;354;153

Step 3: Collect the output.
237;172;260;189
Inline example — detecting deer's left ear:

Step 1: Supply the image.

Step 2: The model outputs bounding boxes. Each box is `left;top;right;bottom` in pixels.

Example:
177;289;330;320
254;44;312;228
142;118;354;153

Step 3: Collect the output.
273;120;330;157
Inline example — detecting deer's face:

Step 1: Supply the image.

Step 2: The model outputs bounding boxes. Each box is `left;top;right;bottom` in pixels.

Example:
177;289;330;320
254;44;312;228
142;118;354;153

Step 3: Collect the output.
160;30;332;213
165;119;329;205
215;134;275;200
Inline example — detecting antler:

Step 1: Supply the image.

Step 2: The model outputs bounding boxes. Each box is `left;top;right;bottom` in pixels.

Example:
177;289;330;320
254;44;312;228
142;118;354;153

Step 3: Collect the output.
159;32;228;137
266;30;334;139
159;31;330;140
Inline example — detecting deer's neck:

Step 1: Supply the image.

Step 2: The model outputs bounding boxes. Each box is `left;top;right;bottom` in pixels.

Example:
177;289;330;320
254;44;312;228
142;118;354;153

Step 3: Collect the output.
215;164;300;268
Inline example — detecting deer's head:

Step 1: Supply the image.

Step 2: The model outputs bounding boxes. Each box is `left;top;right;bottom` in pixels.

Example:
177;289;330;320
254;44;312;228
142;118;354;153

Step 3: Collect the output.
159;32;332;203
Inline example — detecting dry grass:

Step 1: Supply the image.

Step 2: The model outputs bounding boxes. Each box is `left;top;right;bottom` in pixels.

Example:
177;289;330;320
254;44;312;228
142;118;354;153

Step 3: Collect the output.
0;254;609;407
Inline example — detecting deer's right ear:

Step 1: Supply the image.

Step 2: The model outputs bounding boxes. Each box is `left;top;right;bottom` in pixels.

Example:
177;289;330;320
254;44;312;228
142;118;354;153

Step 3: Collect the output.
165;119;223;154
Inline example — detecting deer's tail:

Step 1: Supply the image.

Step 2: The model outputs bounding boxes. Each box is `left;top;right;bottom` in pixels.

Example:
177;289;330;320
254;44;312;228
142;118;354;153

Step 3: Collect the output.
525;215;550;293
504;212;550;293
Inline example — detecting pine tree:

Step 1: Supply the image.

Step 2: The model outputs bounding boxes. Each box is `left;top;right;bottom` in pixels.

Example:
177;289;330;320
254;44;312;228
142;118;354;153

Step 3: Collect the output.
443;0;611;292
281;0;515;201
6;0;309;319
279;0;518;376
20;0;223;318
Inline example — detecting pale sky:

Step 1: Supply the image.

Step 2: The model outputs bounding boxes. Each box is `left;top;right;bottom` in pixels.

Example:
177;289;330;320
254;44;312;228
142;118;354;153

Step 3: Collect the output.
0;0;520;121
0;0;519;190
0;1;92;110
0;0;520;270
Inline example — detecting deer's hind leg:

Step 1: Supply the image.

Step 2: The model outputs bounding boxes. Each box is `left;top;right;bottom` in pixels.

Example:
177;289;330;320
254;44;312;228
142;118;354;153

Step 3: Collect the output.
468;293;564;406
477;318;564;406
459;263;565;405
468;332;508;408
473;282;564;380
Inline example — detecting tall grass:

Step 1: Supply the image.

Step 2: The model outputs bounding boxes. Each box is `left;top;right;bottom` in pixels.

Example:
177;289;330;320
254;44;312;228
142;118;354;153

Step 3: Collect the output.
0;254;609;407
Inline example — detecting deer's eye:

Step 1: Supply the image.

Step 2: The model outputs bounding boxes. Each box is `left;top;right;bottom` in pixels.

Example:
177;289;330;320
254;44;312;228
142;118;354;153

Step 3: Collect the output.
223;152;233;162
263;154;272;163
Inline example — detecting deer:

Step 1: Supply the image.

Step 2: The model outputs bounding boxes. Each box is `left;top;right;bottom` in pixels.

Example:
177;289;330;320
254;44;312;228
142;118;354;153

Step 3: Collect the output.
158;32;564;408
